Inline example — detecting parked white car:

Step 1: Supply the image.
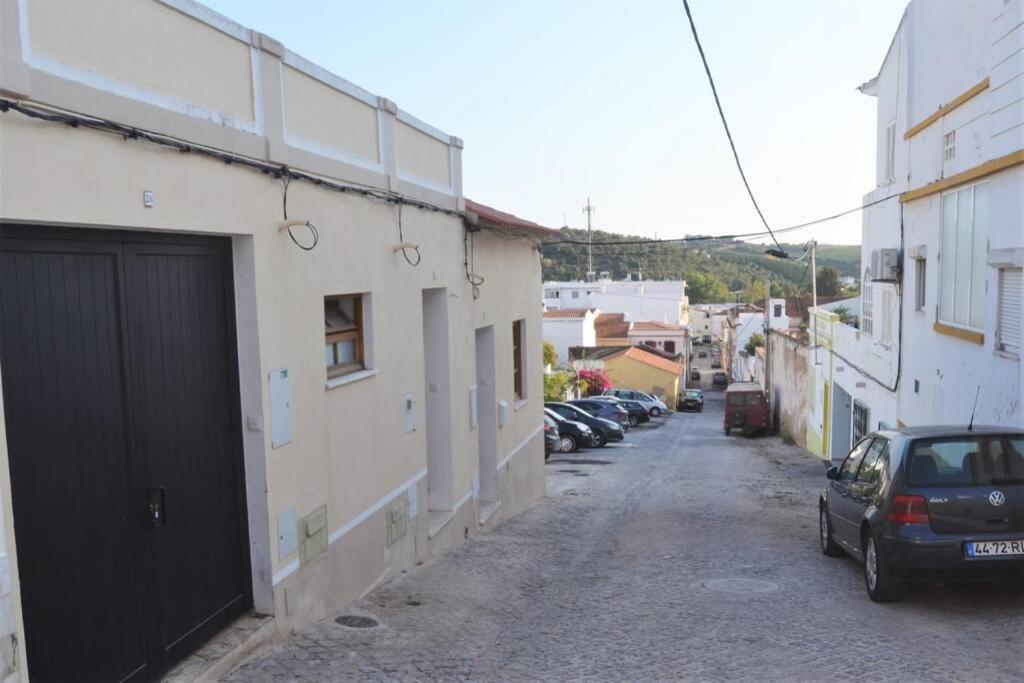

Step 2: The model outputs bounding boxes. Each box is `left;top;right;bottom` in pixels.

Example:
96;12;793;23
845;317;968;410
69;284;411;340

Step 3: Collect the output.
602;389;668;417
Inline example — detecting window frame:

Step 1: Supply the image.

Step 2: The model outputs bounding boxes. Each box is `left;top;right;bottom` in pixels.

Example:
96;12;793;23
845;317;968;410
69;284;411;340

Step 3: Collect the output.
938;181;988;332
996;267;1021;356
839;438;872;483
914;258;926;312
861;269;874;336
512;318;525;401
852;400;870;445
324;294;365;379
855;438;888;485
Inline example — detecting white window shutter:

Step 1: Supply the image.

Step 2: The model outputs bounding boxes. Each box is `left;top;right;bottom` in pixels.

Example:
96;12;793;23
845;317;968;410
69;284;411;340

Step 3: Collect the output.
998;268;1021;354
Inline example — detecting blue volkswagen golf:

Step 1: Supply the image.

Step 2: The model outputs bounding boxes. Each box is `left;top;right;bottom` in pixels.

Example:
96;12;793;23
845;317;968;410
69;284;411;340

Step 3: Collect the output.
819;426;1024;602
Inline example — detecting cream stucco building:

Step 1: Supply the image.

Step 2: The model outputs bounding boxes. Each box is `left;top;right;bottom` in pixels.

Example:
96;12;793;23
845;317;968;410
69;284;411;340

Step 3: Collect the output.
0;1;551;680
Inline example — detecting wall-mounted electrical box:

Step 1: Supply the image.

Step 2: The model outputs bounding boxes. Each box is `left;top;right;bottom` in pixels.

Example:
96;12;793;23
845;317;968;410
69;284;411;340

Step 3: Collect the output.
269;368;292;448
498;400;509;427
469;385;478;430
300;505;327;565
386;495;407;546
277;506;298;560
871;249;900;283
404;392;416;433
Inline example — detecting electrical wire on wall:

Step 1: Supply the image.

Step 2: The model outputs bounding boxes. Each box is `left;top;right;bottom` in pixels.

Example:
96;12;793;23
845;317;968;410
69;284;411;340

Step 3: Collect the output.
395;201;422;266
280;174;319;251
464;228;485;299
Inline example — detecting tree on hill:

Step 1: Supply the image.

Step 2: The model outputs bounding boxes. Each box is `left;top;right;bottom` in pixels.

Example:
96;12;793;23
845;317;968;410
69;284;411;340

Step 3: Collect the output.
685;272;731;303
816;266;842;296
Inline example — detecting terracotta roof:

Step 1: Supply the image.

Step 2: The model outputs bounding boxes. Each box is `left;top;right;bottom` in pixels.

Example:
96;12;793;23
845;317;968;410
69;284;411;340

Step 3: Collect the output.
594;312;629;339
543;308;595;320
629;321;686;333
465;199;558;237
616;347;683;376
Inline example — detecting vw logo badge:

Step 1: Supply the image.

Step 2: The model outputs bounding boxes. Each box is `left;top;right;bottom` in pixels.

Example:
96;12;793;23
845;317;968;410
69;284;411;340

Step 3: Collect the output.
989;491;1006;507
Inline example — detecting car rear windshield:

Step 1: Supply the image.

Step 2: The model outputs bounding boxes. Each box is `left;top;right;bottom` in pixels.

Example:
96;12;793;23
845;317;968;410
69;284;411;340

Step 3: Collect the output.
907;436;1024;487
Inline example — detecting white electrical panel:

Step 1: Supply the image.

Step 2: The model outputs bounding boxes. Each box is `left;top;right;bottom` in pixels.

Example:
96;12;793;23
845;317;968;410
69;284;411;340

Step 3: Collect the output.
498;400;509;427
407;482;418;520
278;506;298;559
404;392;416;433
469;385;478;430
269;368;292;448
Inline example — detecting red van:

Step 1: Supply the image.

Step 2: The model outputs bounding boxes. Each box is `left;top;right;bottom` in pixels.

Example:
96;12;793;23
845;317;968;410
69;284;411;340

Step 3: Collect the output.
724;382;770;436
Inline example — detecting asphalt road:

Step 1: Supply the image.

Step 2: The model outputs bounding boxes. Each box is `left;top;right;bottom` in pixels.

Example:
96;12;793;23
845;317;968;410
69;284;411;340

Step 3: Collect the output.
227;401;1024;681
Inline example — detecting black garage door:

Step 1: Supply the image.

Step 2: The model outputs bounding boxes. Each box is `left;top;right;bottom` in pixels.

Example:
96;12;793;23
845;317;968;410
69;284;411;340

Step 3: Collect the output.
0;226;252;681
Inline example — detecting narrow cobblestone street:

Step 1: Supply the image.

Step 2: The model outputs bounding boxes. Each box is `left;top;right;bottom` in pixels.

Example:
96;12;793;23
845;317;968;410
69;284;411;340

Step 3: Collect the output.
228;397;1024;681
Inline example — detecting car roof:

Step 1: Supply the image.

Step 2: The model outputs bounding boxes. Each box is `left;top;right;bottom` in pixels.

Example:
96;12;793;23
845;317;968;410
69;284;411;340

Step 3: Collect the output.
872;425;1023;440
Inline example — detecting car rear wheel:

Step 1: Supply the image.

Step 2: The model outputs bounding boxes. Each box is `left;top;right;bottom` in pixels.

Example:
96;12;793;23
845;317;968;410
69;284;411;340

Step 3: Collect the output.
559;435;577;453
594;432;607;448
649;407;662;418
863;532;901;603
819;506;844;557
629;416;639;428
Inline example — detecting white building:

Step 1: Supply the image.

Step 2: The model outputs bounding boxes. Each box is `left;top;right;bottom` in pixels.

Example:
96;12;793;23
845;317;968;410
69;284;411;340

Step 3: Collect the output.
811;0;1023;459
627;321;688;356
542;308;599;368
543;275;688;325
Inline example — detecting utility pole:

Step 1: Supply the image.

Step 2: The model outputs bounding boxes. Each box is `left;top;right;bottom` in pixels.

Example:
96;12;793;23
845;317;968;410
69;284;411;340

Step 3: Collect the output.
583;197;596;280
811;239;819;365
764;278;772;428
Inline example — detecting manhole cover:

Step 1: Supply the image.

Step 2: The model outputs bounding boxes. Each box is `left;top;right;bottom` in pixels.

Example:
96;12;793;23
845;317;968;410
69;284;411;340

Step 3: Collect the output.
334;615;379;628
702;578;779;594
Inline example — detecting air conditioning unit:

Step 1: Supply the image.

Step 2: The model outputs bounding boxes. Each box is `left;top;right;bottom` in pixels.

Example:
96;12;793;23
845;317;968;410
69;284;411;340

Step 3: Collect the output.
871;248;901;283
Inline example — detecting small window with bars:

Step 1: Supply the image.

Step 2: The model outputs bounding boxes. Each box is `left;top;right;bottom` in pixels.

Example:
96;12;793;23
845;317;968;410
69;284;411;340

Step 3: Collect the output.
512;319;525;400
852;401;870;445
914;259;926;312
943;130;956;161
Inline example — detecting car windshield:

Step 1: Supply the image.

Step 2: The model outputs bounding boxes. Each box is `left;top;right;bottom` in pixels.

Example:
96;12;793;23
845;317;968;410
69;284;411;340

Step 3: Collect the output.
685;391;701;398
907;436;1024;486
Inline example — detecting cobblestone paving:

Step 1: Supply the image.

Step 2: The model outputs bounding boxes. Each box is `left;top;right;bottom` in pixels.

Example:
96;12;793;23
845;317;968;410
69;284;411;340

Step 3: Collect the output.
227;400;1024;681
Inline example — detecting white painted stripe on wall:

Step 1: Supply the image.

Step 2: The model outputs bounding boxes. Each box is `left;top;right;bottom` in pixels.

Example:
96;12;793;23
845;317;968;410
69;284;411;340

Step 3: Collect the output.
497;424;543;470
327;469;428;546
271;558;300;586
18;0;264;135
272;427;541;587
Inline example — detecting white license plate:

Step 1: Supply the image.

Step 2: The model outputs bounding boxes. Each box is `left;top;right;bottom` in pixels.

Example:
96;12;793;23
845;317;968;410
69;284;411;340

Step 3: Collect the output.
966;540;1024;558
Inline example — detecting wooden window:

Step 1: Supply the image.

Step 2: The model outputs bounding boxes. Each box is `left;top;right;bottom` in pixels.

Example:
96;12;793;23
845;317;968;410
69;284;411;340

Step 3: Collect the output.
512;319;524;400
939;182;988;331
325;294;364;378
664;340;676;354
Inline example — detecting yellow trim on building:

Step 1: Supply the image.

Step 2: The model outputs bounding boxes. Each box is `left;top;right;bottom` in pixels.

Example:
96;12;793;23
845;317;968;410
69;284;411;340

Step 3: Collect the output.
933;321;984;345
903;78;989;140
900;149;1024;202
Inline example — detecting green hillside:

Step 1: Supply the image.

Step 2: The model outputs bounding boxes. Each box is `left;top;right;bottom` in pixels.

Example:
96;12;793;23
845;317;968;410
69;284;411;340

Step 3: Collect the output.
541;228;861;304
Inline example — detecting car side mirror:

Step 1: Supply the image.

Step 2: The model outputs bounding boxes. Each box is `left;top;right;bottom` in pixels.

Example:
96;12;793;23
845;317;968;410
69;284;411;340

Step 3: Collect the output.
825;466;839;480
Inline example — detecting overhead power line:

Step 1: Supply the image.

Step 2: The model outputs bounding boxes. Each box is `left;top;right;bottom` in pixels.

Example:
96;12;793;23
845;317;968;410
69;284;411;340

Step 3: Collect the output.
681;0;786;256
542;194;897;247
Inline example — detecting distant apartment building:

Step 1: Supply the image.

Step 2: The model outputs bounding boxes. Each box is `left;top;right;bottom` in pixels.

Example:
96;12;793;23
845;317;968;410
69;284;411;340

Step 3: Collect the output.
0;1;551;679
543;274;689;325
802;0;1023;459
542;308;599;368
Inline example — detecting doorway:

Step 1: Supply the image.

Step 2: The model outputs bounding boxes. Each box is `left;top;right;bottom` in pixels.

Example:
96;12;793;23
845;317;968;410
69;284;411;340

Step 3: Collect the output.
0;226;252;681
475;326;497;505
830;382;853;461
422;288;452;512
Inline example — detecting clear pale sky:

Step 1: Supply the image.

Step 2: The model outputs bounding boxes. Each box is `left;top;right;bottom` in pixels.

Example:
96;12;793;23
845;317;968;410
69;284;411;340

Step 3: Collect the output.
203;0;908;245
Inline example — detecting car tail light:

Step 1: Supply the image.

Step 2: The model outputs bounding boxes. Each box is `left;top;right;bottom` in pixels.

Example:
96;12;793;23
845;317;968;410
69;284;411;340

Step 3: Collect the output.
887;494;930;525
544;422;552;433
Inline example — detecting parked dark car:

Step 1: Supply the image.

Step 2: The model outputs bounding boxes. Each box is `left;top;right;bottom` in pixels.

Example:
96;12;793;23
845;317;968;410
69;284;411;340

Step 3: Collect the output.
677;389;704;412
820;426;1024;602
543;415;560;459
698;351;707;358
544;408;595;453
568;399;630;428
712;372;728;387
545;402;624;447
690;368;701;381
710;357;722;369
617;399;650;427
